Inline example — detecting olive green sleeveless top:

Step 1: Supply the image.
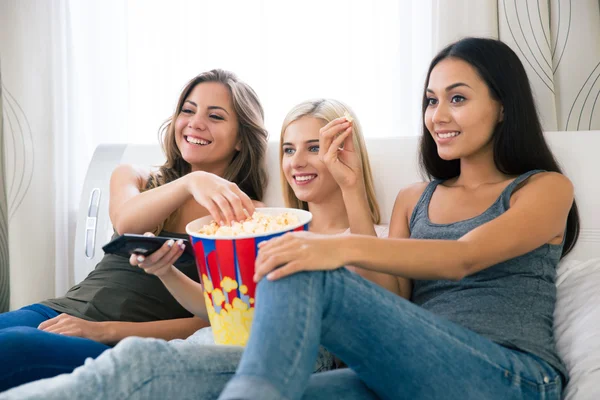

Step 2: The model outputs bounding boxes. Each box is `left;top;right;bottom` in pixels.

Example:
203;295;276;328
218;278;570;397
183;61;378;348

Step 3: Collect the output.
42;231;199;322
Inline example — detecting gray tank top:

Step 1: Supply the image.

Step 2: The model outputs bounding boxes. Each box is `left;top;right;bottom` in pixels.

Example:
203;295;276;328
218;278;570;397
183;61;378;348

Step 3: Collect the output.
410;170;566;379
42;230;199;323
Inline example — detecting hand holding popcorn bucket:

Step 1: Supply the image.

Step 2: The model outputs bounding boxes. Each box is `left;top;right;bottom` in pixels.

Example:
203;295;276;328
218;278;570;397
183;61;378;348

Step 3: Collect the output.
186;207;312;346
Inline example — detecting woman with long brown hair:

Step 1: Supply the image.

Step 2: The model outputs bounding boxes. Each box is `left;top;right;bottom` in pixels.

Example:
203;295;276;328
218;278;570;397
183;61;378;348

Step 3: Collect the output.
0;69;268;392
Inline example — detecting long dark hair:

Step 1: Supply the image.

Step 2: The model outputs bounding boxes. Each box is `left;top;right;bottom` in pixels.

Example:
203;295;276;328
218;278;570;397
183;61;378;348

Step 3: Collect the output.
419;37;579;257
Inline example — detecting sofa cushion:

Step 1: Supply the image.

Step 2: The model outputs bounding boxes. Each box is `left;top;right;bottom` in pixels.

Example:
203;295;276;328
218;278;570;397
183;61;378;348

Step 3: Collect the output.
554;258;600;400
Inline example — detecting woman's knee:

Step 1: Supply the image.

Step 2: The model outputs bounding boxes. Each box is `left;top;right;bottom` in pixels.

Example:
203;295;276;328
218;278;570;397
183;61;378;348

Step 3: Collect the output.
0;327;53;372
256;269;325;297
0;326;45;348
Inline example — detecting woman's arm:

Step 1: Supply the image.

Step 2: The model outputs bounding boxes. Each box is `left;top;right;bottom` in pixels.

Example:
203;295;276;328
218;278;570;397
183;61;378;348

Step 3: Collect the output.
157;266;209;320
100;316;208;344
341;185;403;294
109;164;192;234
109;165;256;235
319;117;376;236
38;314;208;346
342;172;574;280
255;173;574;282
320;118;401;295
383;183;429;299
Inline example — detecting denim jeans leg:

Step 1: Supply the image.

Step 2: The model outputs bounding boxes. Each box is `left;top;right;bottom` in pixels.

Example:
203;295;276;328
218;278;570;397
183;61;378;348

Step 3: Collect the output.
221;271;325;400
0;326;110;392
0;338;243;400
0;304;59;330
220;268;562;400
223;369;378;400
1;334;336;400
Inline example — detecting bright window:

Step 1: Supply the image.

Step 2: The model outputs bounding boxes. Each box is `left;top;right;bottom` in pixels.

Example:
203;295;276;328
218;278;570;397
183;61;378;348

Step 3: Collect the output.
120;0;433;142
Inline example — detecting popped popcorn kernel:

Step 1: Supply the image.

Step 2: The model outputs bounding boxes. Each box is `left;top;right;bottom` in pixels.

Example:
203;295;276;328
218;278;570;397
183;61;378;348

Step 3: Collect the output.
343;110;354;123
197;211;300;237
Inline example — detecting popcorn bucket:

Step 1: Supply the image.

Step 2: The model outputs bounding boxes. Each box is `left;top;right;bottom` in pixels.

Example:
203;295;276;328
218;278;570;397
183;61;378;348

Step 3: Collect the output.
186;207;312;346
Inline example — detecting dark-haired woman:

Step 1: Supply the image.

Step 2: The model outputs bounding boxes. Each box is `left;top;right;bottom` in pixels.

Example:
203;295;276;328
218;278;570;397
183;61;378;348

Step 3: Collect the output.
216;37;579;400
0;69;269;392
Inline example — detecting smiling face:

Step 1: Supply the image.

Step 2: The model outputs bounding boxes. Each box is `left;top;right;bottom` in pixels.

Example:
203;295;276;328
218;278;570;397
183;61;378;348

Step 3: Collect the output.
281;116;341;205
174;82;240;172
424;57;503;161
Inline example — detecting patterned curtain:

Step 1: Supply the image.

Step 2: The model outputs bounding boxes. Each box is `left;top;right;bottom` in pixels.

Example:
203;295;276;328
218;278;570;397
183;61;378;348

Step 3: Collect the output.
0;66;9;312
433;0;600;131
0;1;56;310
499;0;600;131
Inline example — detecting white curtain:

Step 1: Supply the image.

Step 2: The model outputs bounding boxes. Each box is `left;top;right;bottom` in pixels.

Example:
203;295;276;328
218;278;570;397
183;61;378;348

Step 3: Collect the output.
0;0;433;309
0;0;133;309
1;1;68;309
433;0;600;131
123;0;433;143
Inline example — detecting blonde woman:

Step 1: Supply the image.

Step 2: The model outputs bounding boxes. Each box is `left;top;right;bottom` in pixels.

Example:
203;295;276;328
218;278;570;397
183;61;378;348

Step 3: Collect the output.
2;99;403;399
0;69;268;392
278;99;403;293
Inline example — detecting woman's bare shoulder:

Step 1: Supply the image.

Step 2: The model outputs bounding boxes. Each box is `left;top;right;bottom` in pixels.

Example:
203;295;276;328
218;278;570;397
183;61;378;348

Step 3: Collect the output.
110;164;157;189
394;181;430;209
514;171;573;200
526;171;572;186
389;181;431;235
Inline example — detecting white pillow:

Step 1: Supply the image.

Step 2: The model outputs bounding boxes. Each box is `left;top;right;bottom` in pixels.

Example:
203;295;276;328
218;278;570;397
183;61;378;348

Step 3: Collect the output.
554;258;600;400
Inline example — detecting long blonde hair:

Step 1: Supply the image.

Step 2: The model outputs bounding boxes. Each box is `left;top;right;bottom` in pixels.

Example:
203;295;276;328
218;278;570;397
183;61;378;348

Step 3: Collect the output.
279;99;381;224
147;69;268;232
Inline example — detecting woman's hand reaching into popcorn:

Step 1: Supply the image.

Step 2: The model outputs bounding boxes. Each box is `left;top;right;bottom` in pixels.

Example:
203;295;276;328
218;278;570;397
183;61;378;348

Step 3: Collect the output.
253;231;345;282
185;171;256;226
319;113;363;190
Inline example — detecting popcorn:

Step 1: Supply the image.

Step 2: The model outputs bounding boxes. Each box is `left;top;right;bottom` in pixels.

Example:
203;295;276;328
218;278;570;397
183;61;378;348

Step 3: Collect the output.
196;211;300;237
343;110;354;123
336;111;354;151
188;208;311;346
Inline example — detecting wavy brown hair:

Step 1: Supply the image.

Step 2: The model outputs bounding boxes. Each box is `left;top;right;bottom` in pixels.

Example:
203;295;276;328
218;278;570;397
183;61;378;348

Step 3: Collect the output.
147;69;268;233
279;99;381;224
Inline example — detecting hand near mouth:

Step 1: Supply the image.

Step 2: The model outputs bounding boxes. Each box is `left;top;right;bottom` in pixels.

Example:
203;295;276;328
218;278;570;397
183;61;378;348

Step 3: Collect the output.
318;116;363;190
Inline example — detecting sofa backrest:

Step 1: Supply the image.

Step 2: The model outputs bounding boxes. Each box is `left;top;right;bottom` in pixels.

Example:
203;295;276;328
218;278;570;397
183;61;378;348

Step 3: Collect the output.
74;131;600;284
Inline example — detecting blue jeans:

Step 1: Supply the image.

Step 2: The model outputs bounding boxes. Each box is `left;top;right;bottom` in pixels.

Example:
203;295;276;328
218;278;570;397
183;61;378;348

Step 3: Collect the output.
0;304;111;392
219;268;563;400
0;328;337;399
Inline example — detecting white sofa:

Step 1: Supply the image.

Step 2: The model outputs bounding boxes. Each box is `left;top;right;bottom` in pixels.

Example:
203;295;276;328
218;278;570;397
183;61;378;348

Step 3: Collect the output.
75;131;600;399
